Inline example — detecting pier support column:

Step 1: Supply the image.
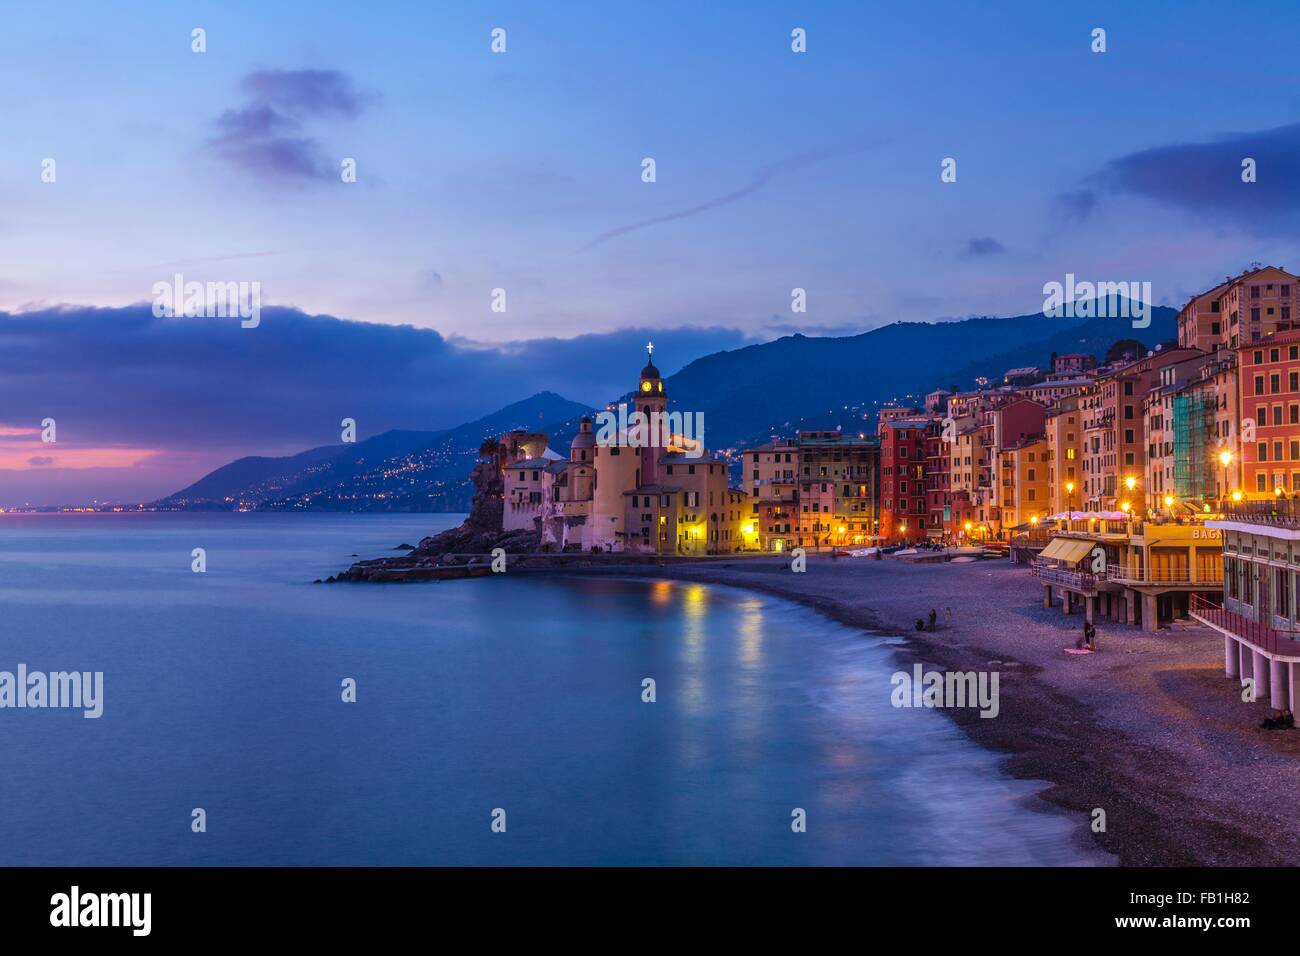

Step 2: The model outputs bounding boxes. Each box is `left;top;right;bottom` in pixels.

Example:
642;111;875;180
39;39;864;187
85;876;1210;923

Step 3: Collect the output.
1141;592;1159;632
1240;644;1254;685
1271;658;1289;710
1043;585;1053;609
1126;593;1137;626
1225;636;1240;678
1085;596;1096;625
1290;663;1300;713
1254;651;1271;701
1062;591;1072;615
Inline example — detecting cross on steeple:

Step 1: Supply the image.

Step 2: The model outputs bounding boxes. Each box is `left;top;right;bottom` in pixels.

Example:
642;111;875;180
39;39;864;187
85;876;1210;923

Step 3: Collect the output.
646;340;654;360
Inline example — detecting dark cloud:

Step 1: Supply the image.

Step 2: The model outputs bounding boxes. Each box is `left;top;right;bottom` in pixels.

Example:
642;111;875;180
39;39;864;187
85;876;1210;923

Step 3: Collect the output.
0;305;752;457
1056;188;1098;223
1072;122;1300;234
961;236;1005;257
209;106;333;180
26;456;53;467
240;69;369;118
208;70;369;182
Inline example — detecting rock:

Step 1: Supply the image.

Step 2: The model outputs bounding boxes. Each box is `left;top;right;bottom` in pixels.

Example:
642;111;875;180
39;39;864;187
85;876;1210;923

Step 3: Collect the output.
395;543;415;550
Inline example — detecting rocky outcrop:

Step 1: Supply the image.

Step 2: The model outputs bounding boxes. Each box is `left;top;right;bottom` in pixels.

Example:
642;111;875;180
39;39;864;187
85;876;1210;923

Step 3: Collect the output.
327;443;541;581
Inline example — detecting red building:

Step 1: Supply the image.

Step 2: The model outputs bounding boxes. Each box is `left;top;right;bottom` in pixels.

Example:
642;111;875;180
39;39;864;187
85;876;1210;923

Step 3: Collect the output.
923;419;951;540
879;418;929;542
1239;330;1300;498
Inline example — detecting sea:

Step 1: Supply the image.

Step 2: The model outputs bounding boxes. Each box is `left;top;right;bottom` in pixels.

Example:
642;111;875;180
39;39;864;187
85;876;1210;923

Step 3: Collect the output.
0;512;1098;865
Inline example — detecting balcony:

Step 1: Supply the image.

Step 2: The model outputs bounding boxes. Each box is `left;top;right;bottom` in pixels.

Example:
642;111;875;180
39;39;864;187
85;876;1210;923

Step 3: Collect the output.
1190;594;1300;658
1030;561;1103;594
1105;566;1223;587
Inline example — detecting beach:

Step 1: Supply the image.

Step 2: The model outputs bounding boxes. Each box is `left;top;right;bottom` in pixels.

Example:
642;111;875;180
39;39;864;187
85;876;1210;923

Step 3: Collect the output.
551;554;1300;866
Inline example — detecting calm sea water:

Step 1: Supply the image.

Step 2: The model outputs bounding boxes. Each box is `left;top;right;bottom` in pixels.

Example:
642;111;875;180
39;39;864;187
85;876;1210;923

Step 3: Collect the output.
0;513;1096;865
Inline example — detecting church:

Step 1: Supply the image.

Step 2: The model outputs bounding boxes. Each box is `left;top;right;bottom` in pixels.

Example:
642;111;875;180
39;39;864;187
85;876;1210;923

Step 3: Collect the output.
499;346;756;554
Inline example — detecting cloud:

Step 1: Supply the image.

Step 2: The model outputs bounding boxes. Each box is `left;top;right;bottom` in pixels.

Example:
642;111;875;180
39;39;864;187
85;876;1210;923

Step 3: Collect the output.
582;140;880;250
1056;188;1098;223
1070;122;1300;235
207;70;369;182
961;236;1005;258
26;456;53;467
0;304;752;471
240;69;369;118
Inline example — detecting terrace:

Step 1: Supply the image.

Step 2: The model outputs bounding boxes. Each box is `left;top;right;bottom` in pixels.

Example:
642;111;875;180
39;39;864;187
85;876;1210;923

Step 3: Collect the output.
1190;594;1300;659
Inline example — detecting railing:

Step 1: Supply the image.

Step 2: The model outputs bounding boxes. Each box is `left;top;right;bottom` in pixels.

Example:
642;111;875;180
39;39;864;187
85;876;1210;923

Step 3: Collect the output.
1189;594;1300;657
1009;531;1054;549
1030;561;1102;593
1105;566;1224;587
1220;499;1300;528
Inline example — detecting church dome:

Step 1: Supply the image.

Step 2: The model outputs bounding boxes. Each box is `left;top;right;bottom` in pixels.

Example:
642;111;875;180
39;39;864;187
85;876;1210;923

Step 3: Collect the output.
571;415;596;450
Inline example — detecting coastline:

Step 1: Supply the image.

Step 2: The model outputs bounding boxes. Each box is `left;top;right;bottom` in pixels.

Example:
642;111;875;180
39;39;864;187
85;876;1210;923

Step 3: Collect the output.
530;554;1300;867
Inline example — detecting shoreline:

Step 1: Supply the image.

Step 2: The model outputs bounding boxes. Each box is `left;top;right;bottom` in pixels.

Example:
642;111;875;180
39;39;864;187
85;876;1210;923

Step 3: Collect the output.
529;554;1300;867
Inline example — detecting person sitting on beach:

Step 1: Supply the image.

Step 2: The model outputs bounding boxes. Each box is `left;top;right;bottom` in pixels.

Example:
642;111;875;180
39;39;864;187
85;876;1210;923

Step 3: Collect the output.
1084;621;1097;651
915;618;926;632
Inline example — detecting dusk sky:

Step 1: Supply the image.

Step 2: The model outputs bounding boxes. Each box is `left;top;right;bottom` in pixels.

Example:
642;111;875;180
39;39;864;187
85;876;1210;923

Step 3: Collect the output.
5;0;1300;505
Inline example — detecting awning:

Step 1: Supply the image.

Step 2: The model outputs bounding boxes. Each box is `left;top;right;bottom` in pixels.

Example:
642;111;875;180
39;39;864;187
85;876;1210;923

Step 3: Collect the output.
1040;538;1094;564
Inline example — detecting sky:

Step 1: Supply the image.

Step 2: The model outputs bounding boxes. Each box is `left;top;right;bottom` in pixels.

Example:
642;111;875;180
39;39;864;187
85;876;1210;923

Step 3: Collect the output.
4;0;1300;505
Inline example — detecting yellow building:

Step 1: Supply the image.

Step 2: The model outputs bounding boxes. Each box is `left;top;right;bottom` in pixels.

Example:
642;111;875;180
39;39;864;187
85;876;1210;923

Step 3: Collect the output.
997;436;1050;528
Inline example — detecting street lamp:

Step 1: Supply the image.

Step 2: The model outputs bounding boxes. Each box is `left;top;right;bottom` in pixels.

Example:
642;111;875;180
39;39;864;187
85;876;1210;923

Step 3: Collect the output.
1065;480;1075;514
1219;450;1233;502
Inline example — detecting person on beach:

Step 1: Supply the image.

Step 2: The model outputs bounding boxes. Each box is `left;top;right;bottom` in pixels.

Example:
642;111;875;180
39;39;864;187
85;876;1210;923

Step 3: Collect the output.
1085;621;1097;651
928;609;937;630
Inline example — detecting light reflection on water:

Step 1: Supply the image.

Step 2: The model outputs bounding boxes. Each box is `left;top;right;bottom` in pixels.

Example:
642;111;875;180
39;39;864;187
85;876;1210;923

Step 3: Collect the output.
0;513;1102;866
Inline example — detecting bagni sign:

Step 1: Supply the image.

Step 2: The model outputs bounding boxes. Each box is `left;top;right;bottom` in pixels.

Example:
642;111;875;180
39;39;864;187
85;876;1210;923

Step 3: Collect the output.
1191;528;1222;540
